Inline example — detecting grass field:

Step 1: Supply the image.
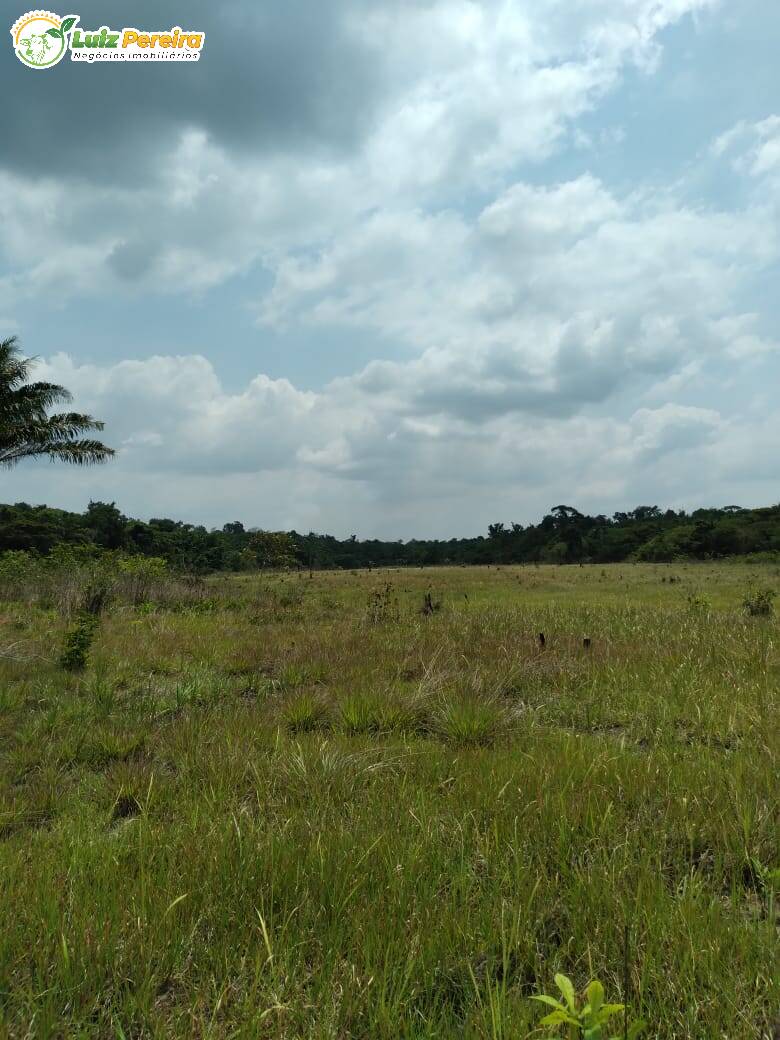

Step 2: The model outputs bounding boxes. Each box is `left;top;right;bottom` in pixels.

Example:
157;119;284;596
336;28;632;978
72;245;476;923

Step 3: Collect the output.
0;562;778;1038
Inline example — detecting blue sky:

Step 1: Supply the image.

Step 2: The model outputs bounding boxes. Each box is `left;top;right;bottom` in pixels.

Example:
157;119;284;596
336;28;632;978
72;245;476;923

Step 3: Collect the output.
2;0;779;537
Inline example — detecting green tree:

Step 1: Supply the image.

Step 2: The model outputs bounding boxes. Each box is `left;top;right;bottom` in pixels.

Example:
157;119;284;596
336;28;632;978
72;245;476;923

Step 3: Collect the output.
85;500;126;549
0;336;114;468
243;530;299;570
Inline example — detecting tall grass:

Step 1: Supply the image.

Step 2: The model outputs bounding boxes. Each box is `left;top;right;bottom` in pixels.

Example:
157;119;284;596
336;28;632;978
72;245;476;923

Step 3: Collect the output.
0;562;777;1037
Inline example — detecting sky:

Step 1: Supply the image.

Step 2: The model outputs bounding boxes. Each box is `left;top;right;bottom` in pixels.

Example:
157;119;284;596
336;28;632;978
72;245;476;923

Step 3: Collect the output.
2;0;779;538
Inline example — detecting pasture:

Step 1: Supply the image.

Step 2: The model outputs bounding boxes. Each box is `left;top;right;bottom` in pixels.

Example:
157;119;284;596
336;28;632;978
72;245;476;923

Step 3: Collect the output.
0;562;778;1038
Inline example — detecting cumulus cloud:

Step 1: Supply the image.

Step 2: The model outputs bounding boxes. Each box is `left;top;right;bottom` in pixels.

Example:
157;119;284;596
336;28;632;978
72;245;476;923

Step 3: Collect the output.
260;170;778;423
35;353;320;475
4;0;780;534
1;0;724;306
13;346;774;538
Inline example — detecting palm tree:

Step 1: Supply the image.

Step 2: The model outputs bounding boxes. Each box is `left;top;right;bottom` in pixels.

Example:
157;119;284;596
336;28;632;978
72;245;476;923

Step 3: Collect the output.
0;336;115;468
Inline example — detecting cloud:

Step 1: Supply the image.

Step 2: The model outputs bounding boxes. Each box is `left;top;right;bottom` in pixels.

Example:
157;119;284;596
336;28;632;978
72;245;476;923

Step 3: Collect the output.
35;353;319;475
0;0;386;182
629;403;721;461
5;0;780;536
2;0;718;180
14;347;775;538
712;115;780;184
1;0;723;309
260;171;778;422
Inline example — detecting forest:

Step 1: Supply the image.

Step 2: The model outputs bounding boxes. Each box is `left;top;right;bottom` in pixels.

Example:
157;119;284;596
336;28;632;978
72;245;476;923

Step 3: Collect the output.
2;499;779;571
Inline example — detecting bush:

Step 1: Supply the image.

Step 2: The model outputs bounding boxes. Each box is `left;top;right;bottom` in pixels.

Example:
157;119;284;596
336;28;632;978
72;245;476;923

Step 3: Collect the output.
742;586;775;617
367;583;399;624
686;591;710;613
0;549;35;587
115;555;169;605
59;613;100;672
0;548;208;615
531;973;644;1038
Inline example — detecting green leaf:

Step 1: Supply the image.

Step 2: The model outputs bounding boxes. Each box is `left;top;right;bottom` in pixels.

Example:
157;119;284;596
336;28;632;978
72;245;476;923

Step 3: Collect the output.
555;973;577;1013
539;1009;580;1028
60;15;77;33
586;980;604;1015
589;1010;610;1027
46;27;62;37
599;1004;625;1018
531;995;568;1012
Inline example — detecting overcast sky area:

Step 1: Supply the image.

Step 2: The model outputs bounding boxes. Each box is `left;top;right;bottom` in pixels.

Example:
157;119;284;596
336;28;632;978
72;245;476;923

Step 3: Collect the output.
2;0;779;537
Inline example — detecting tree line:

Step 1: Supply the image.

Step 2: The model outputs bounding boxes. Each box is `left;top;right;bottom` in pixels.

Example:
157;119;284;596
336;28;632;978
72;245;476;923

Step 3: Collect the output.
2;336;779;571
1;500;779;572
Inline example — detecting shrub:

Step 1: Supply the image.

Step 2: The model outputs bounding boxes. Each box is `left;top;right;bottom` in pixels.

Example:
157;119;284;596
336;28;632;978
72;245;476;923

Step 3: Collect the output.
742;585;775;617
686;590;710;612
0;550;35;588
59;613;100;672
366;583;399;624
81;579;112;616
531;973;645;1039
115;555;169;605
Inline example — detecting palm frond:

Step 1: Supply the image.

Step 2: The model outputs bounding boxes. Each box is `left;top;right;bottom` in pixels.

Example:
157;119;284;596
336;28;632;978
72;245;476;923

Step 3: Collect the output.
0;380;73;414
0;336;34;388
44;439;116;466
27;411;106;439
0;338;114;468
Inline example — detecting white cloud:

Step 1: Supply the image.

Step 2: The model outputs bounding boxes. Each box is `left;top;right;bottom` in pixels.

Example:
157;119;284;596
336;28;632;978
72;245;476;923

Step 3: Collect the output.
35;353;320;476
0;0;723;309
712;115;780;179
6;0;780;535
12;347;775;537
259;170;778;425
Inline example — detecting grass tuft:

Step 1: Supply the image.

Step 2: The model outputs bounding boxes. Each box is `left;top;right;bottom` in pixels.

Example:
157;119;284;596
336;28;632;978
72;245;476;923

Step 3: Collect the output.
433;694;508;746
281;691;330;733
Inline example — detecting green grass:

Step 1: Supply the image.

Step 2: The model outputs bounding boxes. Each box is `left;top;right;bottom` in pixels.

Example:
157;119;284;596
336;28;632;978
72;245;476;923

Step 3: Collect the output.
0;562;778;1038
